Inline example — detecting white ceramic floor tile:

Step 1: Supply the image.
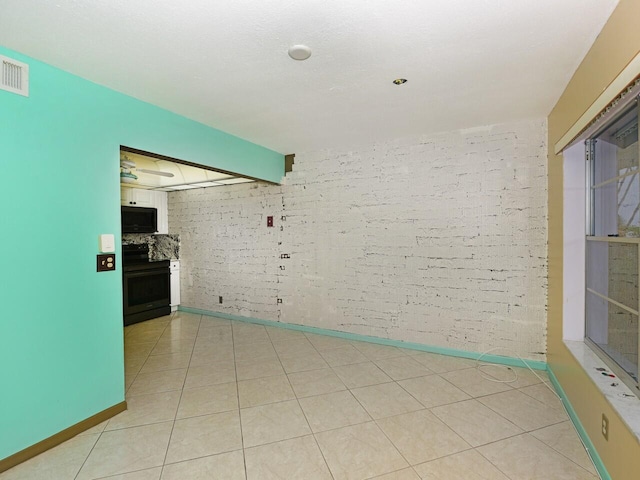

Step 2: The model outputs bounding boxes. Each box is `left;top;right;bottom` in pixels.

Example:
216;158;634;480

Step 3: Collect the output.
272;338;317;358
99;468;163;480
351;382;423;419
235;359;285;381
189;348;235;367
176;381;238;418
478;389;568;431
374;356;433;380
305;334;354;351
126;328;165;345
184;362;236;389
125;342;157;359
76;422;173;480
233;330;271;346
238;374;295;408
440;367;513;397
315;422;408;480
233;341;278;363
287;368;347;397
376;409;470;465
161;450;245;480
505;366;548;389
106;390;181;430
198;315;231;328
531;421;597;474
127;369;187;397
398;374;470;408
407;352;477;373
150;339;196;356
352;343;406;360
370;468;421;479
7;316;601;480
519;383;565;411
266;327;306;342
240;399;311;448
139;352;192;374
478;433;598;480
245;435;332;480
197;325;233;341
165;411;242;464
319;345;368;366
431;399;523;447
333;361;392;388
279;352;329;374
0;433;100;480
298;390;372;432
413;449;509;480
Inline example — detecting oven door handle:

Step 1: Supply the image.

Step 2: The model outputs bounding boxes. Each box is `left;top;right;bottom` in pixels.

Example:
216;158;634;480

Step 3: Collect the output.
124;268;169;278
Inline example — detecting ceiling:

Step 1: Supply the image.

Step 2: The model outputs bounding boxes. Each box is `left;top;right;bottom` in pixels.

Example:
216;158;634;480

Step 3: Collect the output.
120;151;255;191
0;0;619;154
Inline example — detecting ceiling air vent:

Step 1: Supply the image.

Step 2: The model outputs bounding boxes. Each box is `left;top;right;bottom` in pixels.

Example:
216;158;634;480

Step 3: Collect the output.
0;54;29;97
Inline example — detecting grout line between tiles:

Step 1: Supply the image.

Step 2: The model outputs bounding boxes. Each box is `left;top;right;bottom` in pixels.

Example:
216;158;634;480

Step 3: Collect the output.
76;314;175;480
71;430;102;480
230;320;250;480
282;369;336;478
528;422;602;476
158;312;201;478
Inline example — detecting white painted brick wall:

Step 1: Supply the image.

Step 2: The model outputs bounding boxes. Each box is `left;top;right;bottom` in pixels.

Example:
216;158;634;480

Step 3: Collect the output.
168;118;548;360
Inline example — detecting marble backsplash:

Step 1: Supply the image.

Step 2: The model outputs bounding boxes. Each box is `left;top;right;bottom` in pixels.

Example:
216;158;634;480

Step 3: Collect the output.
122;233;180;260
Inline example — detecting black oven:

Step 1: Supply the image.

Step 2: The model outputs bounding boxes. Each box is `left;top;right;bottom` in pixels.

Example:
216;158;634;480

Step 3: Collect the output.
123;244;171;326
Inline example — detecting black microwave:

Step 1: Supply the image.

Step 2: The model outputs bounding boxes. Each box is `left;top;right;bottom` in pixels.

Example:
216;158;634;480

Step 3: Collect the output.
121;206;157;233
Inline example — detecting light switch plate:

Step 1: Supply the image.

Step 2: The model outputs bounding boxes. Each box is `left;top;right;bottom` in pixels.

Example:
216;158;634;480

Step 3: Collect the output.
99;234;115;253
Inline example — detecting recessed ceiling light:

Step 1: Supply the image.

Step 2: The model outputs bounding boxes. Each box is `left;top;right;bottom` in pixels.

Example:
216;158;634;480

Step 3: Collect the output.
393;78;408;85
288;45;312;61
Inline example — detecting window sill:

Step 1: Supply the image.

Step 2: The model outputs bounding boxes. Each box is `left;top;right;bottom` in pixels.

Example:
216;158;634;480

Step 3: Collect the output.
564;340;640;442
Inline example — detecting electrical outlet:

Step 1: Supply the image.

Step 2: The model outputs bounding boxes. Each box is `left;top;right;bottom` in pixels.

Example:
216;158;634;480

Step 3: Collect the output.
97;254;116;272
602;413;609;440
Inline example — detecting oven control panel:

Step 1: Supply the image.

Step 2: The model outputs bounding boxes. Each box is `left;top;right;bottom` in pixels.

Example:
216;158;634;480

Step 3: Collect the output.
97;254;116;272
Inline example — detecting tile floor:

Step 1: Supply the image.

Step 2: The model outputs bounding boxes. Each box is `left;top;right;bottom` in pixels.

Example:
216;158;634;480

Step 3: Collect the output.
1;311;599;480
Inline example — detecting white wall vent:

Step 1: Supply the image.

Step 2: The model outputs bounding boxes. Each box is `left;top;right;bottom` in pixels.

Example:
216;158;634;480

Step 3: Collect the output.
0;54;29;97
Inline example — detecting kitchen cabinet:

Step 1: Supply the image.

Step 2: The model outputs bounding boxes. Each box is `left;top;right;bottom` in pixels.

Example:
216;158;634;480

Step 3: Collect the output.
170;260;180;312
155;191;168;235
120;187;169;234
121;187;154;207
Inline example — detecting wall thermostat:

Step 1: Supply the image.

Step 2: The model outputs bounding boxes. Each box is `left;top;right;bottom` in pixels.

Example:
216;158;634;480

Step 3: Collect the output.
99;234;115;253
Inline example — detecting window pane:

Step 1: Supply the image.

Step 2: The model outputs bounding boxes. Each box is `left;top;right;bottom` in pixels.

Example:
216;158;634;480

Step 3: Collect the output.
586;291;638;382
593;176;640;237
586;241;638;311
592;107;639;237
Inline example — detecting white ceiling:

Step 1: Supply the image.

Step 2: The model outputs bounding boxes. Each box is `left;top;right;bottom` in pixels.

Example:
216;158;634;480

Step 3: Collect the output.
0;0;618;154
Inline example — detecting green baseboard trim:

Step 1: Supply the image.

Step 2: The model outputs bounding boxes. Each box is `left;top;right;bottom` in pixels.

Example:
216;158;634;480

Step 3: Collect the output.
178;306;547;371
547;368;610;480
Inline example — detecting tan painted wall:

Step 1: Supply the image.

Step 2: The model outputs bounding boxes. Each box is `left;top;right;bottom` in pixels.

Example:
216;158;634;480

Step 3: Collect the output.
548;1;640;478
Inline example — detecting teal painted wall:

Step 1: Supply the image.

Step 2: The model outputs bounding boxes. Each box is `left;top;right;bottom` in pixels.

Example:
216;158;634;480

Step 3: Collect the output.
0;46;283;460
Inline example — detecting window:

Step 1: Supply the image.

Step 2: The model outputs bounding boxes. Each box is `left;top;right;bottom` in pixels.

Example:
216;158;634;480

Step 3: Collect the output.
585;99;640;395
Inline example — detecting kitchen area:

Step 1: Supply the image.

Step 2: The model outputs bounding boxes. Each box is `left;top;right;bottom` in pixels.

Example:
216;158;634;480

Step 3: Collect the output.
119;148;256;326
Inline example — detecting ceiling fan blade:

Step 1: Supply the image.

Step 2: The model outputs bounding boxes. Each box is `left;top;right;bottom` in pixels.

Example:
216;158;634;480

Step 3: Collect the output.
137;168;175;177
